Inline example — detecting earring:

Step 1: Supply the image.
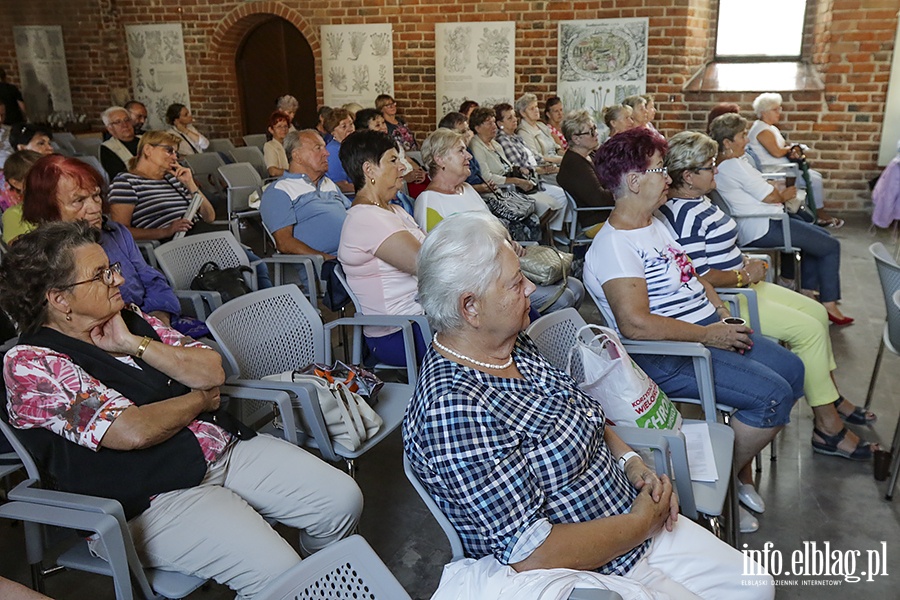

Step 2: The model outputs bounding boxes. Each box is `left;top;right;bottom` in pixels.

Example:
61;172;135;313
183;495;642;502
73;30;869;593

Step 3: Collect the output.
65;310;72;322
370;178;376;185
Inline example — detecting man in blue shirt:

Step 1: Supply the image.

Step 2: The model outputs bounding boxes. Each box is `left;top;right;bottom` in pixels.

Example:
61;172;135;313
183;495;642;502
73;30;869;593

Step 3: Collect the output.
260;129;351;260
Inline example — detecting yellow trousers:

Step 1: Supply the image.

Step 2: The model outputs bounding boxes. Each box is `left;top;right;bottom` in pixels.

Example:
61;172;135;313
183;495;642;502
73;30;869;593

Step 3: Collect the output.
738;281;838;408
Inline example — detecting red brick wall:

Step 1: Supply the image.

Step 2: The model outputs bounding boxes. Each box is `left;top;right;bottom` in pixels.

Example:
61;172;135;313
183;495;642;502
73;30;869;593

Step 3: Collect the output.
1;0;896;211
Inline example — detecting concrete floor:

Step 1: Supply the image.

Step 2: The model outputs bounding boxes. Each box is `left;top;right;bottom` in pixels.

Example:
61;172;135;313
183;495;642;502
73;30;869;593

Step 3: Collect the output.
2;214;900;599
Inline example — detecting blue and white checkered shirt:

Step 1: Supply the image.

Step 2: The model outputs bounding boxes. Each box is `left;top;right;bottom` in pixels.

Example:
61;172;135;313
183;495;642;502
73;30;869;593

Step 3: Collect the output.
403;334;648;574
496;130;538;169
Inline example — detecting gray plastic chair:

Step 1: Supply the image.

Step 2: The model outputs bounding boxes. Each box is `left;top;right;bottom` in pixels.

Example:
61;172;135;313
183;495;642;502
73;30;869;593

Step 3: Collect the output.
183;151;228;205
255;534;411;600
0;384;289;599
553;190;613;252
70;136;102;160
229;146;271;181
73;154;110;186
243;133;267;152
525;308;736;534
884;289;900;501
865;242;900;411
205;285;415;475
217;161;264;244
708;188;801;290
402;456;624;600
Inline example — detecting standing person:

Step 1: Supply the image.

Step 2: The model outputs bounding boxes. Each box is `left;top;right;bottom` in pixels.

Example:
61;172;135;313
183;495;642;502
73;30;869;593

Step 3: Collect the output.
165;104;209;156
543;95;567;150
376;94;419;151
0;67;26;125
125;100;149;135
263;111;291;178
583;127;805;533
100;106;141;180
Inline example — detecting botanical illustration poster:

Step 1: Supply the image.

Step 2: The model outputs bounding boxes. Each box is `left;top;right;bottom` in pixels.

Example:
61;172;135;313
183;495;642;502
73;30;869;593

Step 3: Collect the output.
125;23;191;131
435;21;515;124
321;23;394;108
13;26;73;122
557;18;648;139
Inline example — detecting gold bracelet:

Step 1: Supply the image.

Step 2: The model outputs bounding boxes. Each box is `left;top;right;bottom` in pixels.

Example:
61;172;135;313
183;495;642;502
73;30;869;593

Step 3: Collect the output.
135;336;152;359
735;270;744;287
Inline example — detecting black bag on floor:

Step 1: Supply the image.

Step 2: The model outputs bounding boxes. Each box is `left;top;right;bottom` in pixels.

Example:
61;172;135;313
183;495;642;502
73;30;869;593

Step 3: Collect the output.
190;261;253;303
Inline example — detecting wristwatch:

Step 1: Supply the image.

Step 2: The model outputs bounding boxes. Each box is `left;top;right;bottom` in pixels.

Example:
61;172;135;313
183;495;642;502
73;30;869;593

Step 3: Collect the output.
618;451;640;471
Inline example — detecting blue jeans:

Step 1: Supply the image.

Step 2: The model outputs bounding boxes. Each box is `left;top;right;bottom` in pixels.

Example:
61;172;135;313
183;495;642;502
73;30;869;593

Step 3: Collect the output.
364;322;427;367
244;249;272;289
633;314;804;429
749;217;841;302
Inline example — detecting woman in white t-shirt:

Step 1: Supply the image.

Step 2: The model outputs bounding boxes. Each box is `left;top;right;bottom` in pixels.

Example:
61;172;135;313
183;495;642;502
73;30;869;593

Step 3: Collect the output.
337;130;427;366
583;127;804;534
710;113;852;326
418;128;584;314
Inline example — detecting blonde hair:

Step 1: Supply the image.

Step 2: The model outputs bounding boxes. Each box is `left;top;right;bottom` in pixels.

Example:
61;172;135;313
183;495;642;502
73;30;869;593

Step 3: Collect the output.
129;130;182;171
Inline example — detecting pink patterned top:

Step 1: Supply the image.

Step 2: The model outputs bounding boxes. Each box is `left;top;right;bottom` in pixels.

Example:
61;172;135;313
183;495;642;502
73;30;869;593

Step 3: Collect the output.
4;309;231;464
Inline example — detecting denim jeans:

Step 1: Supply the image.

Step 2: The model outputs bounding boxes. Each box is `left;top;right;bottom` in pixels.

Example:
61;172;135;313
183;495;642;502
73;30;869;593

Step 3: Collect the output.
365;321;428;367
633;314;804;429
749;217;841;302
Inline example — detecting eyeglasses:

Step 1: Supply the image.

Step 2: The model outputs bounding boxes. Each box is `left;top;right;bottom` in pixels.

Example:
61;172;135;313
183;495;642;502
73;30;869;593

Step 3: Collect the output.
644;166;668;176
61;263;122;290
574;126;598;137
695;158;717;172
152;144;178;156
108;118;132;127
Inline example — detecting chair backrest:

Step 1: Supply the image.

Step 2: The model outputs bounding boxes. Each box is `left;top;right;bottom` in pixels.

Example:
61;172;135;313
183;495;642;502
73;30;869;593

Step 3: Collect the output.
183;152;228;199
402;454;466;561
206;285;325;379
229;146;269;180
871;242;900;350
218;162;263;202
243;133;267;152
333;262;365;314
73;155;110;186
525;307;588;380
70;136;102;160
0;409;41;481
706;188;732;217
154;230;250;289
256;534;411;600
208;138;237;155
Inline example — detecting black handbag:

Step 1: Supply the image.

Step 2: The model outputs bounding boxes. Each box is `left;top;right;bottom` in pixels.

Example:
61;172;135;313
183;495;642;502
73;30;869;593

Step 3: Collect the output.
190;261;253;303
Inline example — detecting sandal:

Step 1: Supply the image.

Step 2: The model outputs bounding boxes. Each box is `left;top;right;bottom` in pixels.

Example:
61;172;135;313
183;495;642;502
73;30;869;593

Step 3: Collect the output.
811;427;873;460
817;217;845;228
834;397;876;425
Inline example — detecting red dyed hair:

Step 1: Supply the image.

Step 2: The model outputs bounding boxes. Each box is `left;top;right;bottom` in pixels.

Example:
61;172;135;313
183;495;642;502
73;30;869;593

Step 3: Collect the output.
593;127;668;197
22;155;107;224
707;103;741;133
268;110;291;130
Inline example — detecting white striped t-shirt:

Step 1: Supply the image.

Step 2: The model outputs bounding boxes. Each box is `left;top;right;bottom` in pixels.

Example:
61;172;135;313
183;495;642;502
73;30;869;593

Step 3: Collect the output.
657;196;743;276
108;172;192;230
584;217;716;333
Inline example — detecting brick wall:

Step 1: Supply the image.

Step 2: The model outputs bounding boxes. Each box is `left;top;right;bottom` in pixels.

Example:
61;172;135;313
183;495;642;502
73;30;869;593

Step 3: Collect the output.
1;0;896;211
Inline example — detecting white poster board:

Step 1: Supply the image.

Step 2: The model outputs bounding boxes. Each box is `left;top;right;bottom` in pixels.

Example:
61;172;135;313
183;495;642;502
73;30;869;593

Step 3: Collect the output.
557;18;648;139
125;23;191;131
321;23;394;108
13;26;73;122
878;12;900;166
435;21;515;123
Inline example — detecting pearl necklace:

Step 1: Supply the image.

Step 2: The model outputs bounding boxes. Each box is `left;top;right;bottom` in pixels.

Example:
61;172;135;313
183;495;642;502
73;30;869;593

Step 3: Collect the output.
432;335;514;370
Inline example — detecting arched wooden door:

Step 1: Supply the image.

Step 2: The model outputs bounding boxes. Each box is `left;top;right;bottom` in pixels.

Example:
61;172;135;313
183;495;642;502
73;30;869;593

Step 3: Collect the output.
236;17;317;135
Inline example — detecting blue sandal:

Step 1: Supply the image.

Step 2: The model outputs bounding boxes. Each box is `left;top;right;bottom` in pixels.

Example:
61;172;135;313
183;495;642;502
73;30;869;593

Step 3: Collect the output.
812;427;873;461
834;397;876;425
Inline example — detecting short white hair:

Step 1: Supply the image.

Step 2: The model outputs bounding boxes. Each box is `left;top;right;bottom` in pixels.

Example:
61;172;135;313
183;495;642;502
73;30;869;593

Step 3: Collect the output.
102;106;128;127
514;93;538;117
418;212;512;333
752;93;783;117
276;95;299;113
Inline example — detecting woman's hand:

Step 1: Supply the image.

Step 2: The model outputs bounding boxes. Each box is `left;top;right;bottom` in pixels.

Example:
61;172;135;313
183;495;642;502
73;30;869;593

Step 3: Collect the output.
171;165;198;193
405;164;427;184
511;241;526;257
163;218;193;237
90;313;141;355
510;177;534;192
195;387;221;412
745;259;767;284
702;322;753;353
778;186;797;202
630;474;676;537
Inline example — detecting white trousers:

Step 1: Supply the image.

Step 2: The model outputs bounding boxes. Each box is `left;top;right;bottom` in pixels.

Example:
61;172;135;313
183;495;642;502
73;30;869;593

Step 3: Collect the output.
627;518;775;600
127;434;363;598
532;183;569;230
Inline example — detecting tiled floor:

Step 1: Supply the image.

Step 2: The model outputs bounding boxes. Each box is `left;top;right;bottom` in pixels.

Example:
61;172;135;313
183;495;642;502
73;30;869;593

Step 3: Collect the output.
2;214;900;599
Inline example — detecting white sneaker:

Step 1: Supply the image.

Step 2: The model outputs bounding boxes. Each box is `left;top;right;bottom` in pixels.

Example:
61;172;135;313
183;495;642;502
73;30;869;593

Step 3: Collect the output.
738;483;766;514
740;507;759;534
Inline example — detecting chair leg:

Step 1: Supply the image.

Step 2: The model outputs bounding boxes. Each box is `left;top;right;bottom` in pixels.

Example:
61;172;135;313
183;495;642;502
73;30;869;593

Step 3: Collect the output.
885;414;900;500
345;459;356;480
865;337;886;411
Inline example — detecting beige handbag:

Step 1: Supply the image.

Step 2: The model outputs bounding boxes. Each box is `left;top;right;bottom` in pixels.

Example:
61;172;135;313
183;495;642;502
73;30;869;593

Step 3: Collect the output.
519;245;573;286
263;371;383;451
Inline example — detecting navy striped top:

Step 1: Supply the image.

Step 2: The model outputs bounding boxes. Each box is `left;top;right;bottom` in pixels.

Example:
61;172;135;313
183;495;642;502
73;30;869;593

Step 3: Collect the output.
657;196;743;276
108;172;191;231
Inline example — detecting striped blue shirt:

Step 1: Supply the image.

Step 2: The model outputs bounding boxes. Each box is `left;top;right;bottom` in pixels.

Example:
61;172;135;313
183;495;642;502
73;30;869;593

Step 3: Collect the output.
657;196;743;276
584;217;716;332
108;172;191;231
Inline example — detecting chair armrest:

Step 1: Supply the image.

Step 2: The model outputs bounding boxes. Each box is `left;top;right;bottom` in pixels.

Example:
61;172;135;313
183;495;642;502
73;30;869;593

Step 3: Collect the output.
221;380;306;447
715;288;761;332
136;240;161;268
611;427;670;475
8;479;125;518
325;315;429;383
174;290;210;320
262;254;323;305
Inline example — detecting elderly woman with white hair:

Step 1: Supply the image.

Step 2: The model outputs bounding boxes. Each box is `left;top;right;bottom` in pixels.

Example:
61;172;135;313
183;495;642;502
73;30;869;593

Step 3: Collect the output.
515;93;563;165
404;210;774;599
416;128;584;313
747;92;841;227
276;94;300;130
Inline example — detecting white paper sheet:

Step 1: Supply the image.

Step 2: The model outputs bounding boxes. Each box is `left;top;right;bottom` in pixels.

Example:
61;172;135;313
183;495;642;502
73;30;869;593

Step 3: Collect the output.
681;422;718;482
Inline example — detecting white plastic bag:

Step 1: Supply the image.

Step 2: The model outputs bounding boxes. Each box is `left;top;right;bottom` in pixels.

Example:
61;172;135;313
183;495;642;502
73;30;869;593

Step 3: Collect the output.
568;324;682;430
